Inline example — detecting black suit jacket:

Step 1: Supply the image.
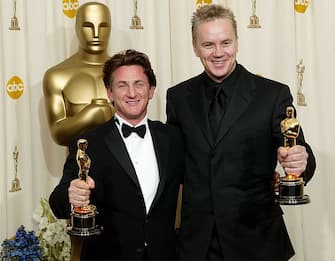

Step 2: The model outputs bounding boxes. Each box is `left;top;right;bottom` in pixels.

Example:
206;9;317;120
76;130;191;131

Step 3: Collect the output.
166;64;316;261
49;119;184;260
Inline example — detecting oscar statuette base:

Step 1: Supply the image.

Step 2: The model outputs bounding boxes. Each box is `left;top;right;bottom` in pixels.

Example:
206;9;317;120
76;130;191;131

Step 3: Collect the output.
248;15;261;28
67;205;102;237
277;176;310;205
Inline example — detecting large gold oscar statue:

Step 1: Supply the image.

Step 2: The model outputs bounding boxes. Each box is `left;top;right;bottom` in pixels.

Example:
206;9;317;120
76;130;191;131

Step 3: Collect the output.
43;3;113;260
43;2;114;146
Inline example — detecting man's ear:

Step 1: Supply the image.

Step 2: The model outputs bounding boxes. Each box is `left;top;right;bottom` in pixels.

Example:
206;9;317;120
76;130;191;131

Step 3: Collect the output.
193;41;200;57
149;86;156;99
107;87;113;102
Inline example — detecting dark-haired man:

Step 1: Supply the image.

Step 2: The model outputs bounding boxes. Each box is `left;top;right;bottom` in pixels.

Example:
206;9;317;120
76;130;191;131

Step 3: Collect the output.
50;49;184;260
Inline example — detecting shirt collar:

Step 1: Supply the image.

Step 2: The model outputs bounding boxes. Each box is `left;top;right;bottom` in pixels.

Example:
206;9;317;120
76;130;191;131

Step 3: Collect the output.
114;113;148;128
204;62;241;100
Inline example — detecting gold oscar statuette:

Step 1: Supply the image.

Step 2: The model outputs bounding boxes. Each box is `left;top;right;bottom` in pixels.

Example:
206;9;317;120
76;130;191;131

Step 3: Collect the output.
67;139;102;236
296;59;307;106
248;0;261;28
9;0;20;31
9;146;22;192
278;106;310;205
130;0;144;29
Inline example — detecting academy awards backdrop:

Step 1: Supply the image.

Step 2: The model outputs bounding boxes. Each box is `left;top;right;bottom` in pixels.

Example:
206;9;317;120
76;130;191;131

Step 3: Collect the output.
0;0;334;260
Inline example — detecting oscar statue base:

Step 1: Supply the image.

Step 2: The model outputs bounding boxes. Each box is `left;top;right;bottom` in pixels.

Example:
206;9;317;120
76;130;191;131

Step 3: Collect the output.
277;176;310;205
67;205;102;237
248;16;261;28
277;194;310;205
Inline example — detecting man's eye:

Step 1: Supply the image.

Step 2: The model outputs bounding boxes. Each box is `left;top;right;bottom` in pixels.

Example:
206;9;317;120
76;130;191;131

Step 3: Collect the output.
117;84;127;88
135;82;145;88
223;40;232;46
203;43;213;49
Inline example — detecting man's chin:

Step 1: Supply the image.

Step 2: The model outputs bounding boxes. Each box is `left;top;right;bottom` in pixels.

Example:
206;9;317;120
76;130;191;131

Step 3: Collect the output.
206;71;228;83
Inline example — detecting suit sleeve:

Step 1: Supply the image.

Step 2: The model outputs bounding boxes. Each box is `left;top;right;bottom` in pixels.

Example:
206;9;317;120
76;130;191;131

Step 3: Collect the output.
49;140;79;219
166;88;178;126
302;143;316;184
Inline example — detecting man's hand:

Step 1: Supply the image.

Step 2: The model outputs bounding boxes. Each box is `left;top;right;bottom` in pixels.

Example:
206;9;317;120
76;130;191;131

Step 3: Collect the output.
277;145;308;176
68;176;95;207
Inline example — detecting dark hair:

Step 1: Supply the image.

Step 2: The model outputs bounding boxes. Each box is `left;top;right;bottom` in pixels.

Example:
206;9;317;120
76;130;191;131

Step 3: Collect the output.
103;49;156;89
191;4;238;43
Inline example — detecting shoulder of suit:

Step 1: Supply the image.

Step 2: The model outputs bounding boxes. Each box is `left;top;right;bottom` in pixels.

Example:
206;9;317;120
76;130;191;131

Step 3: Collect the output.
149;120;182;136
254;75;289;89
240;65;289;89
148;119;164;127
168;72;205;92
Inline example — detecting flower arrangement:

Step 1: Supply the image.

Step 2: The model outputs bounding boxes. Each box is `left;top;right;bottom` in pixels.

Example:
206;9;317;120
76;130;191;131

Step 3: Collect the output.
33;198;71;261
0;198;71;260
0;225;43;260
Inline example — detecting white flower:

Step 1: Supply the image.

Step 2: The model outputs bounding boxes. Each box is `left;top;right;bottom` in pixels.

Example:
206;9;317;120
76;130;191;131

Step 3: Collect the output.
33;198;71;260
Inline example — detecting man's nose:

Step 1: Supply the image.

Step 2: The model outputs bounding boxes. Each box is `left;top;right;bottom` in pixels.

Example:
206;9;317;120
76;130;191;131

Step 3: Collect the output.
213;45;224;56
127;86;136;97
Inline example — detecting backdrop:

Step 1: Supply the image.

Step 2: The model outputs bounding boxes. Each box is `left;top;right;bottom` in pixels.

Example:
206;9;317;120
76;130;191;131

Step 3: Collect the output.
1;0;334;260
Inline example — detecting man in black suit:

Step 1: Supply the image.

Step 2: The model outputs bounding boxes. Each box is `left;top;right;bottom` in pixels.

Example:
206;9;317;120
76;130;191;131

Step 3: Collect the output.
49;49;184;260
166;4;316;261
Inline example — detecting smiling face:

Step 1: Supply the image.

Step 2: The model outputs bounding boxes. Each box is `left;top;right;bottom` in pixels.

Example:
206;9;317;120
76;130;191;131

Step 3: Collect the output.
75;3;111;53
107;65;155;126
193;18;238;83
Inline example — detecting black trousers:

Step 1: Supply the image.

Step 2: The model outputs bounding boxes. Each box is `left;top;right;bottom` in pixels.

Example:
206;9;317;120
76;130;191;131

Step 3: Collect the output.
205;225;289;261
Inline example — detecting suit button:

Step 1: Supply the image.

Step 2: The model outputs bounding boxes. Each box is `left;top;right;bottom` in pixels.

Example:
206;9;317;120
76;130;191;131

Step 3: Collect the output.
145;219;149;224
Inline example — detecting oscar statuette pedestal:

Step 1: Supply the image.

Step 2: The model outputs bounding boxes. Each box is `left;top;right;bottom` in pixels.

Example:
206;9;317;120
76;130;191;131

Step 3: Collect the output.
277;106;310;205
278;174;310;205
67;139;102;236
248;0;261;28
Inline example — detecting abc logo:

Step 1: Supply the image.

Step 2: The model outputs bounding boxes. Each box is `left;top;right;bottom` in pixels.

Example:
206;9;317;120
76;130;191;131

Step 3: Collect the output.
63;0;79;18
7;76;24;100
295;0;309;13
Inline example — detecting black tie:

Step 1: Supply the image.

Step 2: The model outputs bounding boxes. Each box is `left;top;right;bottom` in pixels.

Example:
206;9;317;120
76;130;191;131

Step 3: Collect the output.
208;88;225;137
121;123;146;138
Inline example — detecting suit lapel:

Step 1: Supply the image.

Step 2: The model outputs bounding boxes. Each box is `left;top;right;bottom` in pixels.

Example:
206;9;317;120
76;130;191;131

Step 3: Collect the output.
104;120;170;214
188;73;214;145
215;67;257;145
104;121;141;188
147;121;169;214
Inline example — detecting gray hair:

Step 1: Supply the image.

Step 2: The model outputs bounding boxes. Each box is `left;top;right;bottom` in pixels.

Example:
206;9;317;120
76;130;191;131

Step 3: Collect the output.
191;4;238;43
